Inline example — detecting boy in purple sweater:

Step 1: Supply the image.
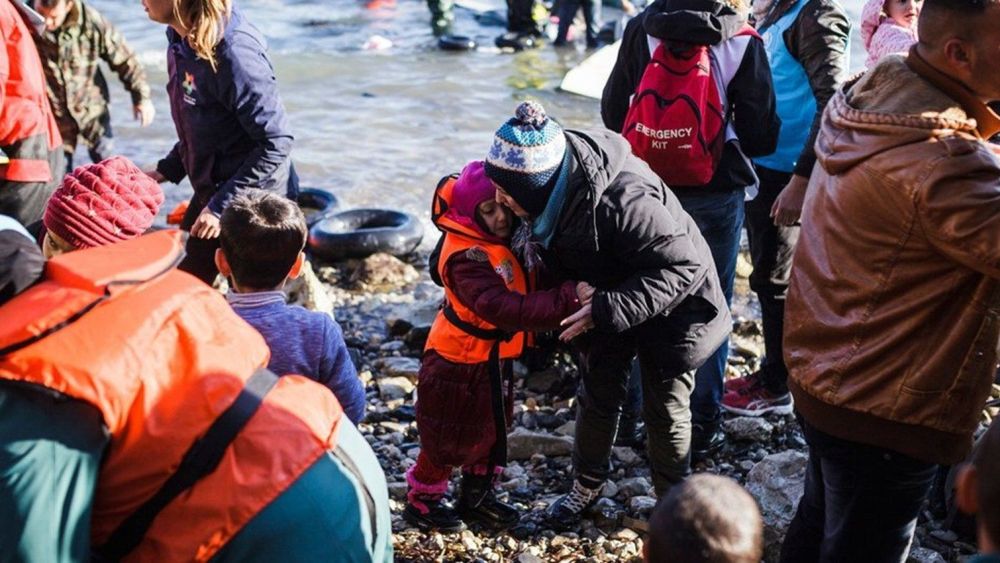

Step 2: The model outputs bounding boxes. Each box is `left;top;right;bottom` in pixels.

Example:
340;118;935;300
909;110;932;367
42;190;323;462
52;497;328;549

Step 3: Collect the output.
216;189;365;423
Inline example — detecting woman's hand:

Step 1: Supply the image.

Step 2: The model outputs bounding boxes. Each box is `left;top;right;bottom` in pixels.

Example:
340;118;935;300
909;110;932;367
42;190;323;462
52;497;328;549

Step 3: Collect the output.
190;208;221;239
559;303;594;342
576;281;596;305
144;168;166;183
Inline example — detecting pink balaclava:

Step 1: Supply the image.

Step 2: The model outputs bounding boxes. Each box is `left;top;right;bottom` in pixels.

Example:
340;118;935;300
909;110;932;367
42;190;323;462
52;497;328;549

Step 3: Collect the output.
445;160;502;239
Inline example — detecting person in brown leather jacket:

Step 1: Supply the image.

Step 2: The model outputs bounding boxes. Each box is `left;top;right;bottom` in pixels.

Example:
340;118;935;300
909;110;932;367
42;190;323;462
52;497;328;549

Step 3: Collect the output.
780;1;1000;561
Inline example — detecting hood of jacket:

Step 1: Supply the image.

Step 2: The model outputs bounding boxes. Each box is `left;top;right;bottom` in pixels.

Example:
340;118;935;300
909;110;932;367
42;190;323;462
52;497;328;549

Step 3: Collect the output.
642;0;748;45
860;0;886;50
815;55;984;178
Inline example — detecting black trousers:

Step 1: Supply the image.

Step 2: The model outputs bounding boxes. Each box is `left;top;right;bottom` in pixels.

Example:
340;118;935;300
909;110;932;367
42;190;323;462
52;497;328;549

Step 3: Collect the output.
572;329;694;496
506;0;540;34
744;165;800;393
780;419;937;563
0;149;65;229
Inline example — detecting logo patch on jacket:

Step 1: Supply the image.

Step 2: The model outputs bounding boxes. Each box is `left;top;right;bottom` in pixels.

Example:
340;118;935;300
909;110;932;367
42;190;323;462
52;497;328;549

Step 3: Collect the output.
182;72;197;105
494;258;515;284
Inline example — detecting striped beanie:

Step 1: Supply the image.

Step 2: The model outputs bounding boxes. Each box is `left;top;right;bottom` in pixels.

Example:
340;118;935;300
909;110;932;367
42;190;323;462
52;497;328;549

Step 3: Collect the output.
484;101;567;217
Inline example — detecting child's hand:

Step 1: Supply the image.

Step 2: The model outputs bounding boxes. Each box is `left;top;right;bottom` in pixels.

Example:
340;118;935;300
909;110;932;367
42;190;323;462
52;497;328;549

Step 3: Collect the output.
559;303;594;342
576;281;596;305
190;209;221;239
134;100;156;127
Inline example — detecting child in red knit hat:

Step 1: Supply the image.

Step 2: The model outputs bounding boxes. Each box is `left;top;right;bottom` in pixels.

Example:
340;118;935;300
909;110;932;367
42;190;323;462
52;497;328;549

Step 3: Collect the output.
41;156;163;258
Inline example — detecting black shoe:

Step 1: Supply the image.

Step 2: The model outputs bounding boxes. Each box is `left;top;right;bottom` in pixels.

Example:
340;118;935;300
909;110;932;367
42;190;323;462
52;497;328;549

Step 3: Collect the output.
614;419;645;448
457;473;521;530
403;498;466;533
691;421;726;462
495;31;544;51
545;477;603;530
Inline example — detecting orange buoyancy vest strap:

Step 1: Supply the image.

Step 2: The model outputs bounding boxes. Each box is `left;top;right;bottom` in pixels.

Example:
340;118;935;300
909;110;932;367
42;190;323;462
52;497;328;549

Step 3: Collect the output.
426;232;528;363
0;231;342;563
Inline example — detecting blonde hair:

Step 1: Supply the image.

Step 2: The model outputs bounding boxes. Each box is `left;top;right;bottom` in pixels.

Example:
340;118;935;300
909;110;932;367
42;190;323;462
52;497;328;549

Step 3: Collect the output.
173;0;231;71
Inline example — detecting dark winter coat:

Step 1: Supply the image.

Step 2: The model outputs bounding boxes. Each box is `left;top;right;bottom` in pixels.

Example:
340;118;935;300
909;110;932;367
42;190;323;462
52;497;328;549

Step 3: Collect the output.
156;8;297;215
602;0;780;193
417;250;580;468
541;129;731;377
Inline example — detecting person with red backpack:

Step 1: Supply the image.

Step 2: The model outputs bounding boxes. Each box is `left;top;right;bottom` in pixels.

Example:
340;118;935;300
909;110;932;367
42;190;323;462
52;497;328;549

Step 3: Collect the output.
601;0;779;460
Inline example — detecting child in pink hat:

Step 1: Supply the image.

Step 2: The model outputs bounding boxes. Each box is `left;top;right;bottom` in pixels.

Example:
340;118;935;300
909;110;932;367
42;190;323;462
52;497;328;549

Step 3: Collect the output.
861;0;922;69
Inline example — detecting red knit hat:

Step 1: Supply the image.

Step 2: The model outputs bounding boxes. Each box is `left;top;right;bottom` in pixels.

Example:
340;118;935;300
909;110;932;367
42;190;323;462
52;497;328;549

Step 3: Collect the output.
43;157;164;249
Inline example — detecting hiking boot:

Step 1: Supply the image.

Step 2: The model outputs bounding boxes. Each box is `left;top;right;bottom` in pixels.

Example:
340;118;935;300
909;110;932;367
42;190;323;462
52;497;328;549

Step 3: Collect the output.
614;419;645;448
457;473;520;530
722;379;794;417
403;498;466;533
691;421;726;462
495;31;545;51
545;476;603;530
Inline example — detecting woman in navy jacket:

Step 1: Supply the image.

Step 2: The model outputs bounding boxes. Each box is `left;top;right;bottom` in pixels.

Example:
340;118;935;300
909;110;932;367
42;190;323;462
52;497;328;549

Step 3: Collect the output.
142;0;298;284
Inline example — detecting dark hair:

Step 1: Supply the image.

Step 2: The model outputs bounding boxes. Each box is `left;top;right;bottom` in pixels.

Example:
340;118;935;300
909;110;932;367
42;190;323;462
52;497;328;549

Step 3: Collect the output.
974;418;1000;548
219;189;307;290
646;475;762;563
34;0;66;9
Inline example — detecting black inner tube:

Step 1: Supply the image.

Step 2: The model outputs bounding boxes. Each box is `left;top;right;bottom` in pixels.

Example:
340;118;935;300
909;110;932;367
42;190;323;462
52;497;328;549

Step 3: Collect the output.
438;35;477;51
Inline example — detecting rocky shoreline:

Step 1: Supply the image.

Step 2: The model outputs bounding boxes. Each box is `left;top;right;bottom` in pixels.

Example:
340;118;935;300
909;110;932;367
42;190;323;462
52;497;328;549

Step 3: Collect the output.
290;251;998;563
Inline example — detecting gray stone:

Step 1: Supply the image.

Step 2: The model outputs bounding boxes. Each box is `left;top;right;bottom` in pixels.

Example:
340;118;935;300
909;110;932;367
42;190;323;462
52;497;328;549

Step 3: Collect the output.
378;376;414;400
613;446;640;466
908;547;947;563
379;340;405;352
387;481;408;500
554;421;576;437
929;530;958;544
516;553;543;563
746;450;808;562
611;528;639;541
503;464;527;479
376;357;421;381
628;495;657;516
724;417;775;442
600;480;619;499
506;428;574;460
617;476;652;498
346;253;419;290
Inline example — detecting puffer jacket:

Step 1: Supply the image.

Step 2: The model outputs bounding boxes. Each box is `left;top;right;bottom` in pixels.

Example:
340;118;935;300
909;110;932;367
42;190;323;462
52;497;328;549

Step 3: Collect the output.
752;0;850;177
784;52;1000;465
417;248;580;467
601;0;780;193
541;129;731;377
33;0;149;152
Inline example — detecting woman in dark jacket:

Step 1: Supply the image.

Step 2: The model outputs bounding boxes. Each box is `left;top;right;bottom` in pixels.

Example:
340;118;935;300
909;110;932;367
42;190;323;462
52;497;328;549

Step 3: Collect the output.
485;101;730;525
142;0;297;284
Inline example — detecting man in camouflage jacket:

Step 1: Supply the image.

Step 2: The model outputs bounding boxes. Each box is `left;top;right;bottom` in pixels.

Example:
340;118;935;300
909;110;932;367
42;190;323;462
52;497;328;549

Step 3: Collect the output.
31;0;153;169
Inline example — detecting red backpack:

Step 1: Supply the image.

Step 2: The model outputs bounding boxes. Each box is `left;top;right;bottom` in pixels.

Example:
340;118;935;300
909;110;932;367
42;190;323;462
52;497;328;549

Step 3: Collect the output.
622;27;759;187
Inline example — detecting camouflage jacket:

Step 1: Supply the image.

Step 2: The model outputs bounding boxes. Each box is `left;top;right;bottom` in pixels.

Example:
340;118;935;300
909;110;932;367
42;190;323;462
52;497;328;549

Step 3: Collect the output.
33;0;150;151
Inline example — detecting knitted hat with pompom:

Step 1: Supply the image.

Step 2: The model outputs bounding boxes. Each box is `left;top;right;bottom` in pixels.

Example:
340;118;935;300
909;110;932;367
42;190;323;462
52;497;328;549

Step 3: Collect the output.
484;101;566;217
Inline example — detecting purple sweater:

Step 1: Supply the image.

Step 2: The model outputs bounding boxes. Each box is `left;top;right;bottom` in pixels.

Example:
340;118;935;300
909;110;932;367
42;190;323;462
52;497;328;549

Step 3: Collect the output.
227;291;365;423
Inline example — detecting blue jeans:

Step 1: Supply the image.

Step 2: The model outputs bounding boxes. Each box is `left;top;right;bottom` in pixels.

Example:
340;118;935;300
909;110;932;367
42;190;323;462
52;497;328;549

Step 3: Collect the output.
676;190;744;426
780;420;936;563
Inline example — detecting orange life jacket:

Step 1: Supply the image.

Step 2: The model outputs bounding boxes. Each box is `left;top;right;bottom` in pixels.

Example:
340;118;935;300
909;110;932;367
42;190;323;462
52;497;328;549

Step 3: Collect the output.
424;176;529;363
0;1;62;182
0;231;342;563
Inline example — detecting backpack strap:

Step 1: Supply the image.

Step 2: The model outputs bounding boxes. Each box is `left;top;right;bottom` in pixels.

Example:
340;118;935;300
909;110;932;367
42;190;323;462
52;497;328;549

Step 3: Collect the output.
92;368;281;562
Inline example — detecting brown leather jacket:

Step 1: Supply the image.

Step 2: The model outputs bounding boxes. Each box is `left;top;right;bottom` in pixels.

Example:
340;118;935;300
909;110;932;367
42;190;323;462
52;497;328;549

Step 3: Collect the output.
785;52;1000;465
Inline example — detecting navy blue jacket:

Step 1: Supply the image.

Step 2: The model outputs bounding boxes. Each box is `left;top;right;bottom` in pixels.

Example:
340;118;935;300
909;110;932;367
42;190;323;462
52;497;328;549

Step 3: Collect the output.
157;9;297;214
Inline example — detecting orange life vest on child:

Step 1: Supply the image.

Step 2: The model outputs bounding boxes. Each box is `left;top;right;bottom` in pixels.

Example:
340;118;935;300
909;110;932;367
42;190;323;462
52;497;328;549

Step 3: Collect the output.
425;176;529;363
0;231;342;563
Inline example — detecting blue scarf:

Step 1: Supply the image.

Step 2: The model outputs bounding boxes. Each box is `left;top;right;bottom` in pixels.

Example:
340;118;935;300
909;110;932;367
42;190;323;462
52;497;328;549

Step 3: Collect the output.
531;149;573;248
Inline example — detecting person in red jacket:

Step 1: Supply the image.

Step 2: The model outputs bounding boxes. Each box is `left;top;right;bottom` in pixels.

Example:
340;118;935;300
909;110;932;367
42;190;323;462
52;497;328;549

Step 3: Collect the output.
404;161;590;532
0;0;63;228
